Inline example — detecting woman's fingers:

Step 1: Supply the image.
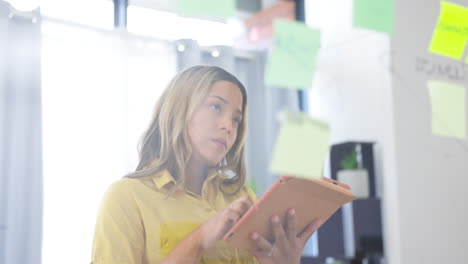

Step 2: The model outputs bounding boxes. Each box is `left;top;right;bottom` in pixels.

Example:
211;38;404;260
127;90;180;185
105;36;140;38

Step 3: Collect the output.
285;208;297;243
224;210;241;224
248;215;324;262
249;232;273;256
229;195;253;214
270;215;287;245
222;195;253;230
297;218;322;245
200;196;253;250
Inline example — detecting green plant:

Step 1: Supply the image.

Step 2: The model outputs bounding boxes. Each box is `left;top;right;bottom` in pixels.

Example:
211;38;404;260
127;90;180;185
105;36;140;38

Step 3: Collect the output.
248;175;259;193
340;150;358;170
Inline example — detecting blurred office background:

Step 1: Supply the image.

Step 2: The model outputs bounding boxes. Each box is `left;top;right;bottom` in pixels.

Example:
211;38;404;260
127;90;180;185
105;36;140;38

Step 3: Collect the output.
1;0;467;263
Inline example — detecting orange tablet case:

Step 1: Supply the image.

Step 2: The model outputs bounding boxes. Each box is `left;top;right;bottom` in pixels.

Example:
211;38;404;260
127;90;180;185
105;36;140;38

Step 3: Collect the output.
223;176;356;250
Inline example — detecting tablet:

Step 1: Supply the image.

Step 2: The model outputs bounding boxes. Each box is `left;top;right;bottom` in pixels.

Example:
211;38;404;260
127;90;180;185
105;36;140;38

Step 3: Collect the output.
223;175;356;250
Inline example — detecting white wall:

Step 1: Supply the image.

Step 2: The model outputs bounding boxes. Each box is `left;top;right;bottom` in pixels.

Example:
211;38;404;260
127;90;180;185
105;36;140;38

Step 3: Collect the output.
391;0;468;263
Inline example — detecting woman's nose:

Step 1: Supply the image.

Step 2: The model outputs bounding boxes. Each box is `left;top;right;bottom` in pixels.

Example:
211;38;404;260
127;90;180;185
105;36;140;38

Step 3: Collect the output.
219;115;232;134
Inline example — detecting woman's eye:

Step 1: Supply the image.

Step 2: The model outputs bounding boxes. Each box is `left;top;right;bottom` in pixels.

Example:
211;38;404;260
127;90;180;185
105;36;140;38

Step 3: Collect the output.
210;104;222;112
233;117;242;125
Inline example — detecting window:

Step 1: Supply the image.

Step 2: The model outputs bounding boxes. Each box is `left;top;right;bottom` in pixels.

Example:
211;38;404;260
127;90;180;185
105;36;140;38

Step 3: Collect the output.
40;0;114;30
41;6;176;263
127;5;243;46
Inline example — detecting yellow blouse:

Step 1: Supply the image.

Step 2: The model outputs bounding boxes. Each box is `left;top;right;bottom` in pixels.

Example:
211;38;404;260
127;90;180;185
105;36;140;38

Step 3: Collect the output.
91;168;259;264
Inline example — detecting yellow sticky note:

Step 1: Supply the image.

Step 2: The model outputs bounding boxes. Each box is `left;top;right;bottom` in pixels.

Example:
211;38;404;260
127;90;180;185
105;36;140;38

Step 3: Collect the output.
269;112;330;179
428;80;466;139
264;20;320;89
429;1;468;60
176;0;235;18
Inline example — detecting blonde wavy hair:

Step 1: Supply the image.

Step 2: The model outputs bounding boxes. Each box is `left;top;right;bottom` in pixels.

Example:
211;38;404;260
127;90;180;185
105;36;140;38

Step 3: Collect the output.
125;65;248;196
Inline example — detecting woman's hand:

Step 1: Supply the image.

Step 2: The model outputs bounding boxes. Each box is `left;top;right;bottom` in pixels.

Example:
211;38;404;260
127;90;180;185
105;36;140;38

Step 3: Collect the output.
195;195;253;250
162;195;253;264
249;208;322;264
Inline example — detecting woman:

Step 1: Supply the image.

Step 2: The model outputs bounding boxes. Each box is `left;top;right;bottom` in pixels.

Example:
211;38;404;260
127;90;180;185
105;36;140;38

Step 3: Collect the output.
91;66;321;264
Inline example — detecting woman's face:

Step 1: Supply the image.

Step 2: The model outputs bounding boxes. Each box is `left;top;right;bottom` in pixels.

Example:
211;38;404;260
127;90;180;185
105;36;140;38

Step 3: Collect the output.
188;80;243;167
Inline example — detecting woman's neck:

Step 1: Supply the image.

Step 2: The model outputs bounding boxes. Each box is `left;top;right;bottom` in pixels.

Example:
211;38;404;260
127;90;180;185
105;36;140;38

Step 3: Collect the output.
185;158;209;196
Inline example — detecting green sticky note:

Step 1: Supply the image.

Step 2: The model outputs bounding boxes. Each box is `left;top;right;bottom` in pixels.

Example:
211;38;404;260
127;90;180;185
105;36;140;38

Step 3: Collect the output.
429;1;468;60
428;80;466;139
264;20;320;89
353;0;394;34
269;112;330;180
176;0;235;18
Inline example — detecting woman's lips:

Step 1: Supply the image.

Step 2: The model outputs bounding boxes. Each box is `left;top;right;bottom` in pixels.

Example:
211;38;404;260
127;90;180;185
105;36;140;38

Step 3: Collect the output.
212;139;227;149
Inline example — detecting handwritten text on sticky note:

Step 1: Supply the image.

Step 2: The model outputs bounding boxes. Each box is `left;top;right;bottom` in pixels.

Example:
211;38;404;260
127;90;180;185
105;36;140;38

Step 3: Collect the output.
264;20;320;89
429;1;468;60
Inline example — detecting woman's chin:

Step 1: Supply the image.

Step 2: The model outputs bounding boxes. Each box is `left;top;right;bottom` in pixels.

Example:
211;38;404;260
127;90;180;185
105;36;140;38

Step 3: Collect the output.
190;151;223;167
202;156;224;168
